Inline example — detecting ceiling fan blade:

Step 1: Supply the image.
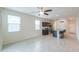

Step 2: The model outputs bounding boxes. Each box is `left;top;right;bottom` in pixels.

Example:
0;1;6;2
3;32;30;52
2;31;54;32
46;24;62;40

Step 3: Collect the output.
44;13;48;15
44;9;52;12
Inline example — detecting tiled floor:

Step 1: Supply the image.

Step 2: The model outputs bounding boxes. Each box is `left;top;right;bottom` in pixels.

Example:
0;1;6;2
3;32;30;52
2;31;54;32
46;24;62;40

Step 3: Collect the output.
2;35;79;52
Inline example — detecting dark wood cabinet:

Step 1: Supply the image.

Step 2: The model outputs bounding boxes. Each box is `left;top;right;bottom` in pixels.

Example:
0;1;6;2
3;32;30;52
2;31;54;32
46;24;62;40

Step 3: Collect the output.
42;28;49;35
42;22;51;27
42;22;52;35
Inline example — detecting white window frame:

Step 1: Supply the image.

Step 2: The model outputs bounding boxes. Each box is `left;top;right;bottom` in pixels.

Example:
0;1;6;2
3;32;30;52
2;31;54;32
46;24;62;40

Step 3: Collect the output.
8;15;21;32
35;20;41;30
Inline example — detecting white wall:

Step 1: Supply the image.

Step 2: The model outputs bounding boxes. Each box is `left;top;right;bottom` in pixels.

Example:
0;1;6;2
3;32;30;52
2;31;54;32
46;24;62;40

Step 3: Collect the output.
1;8;47;45
76;17;79;40
53;19;66;31
0;8;3;51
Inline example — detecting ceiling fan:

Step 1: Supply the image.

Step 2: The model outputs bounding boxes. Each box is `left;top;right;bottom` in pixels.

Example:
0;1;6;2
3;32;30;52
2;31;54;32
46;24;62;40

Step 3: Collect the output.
37;7;52;16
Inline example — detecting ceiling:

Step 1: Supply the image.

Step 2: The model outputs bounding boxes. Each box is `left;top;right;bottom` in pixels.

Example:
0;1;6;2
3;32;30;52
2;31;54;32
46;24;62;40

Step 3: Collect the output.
5;7;79;20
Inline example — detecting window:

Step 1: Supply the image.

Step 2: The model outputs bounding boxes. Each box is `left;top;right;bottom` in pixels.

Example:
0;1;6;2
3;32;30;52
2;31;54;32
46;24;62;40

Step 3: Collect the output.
35;20;41;30
8;15;21;32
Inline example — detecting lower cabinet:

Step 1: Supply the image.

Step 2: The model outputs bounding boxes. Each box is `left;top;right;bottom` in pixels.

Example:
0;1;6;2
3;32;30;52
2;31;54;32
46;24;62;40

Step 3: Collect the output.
42;29;49;35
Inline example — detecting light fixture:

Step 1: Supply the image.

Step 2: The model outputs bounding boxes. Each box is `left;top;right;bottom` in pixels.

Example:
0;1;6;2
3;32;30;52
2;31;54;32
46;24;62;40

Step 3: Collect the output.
40;11;44;15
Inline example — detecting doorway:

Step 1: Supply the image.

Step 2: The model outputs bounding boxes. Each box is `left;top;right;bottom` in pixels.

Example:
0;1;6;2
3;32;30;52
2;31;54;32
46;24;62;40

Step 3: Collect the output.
65;17;76;39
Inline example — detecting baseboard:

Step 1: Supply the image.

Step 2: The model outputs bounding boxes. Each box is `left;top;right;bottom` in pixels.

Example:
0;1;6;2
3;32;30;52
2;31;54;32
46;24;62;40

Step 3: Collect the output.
3;35;42;48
